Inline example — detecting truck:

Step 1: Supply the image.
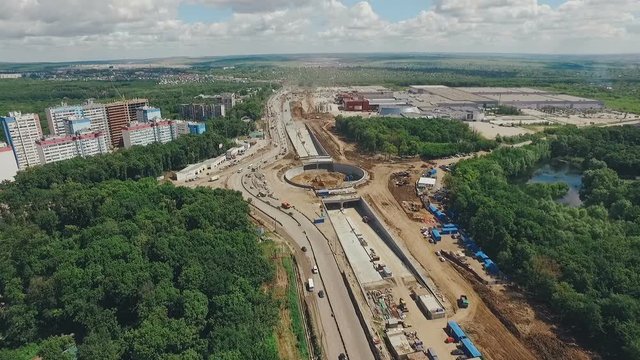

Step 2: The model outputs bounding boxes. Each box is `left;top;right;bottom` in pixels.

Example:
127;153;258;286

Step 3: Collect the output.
307;278;314;291
209;175;220;182
281;202;291;209
457;295;469;309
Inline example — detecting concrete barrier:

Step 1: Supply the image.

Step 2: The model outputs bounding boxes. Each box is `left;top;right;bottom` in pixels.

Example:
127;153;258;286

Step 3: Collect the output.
305;124;330;157
284;163;368;189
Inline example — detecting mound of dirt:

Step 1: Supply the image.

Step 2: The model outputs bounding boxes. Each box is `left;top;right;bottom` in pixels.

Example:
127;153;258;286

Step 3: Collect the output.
291;171;345;189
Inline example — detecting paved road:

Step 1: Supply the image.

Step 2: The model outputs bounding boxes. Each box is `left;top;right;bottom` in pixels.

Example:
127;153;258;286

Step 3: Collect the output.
225;89;374;360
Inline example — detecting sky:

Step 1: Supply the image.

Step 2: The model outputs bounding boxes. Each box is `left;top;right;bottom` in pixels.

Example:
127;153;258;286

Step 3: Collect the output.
0;0;639;62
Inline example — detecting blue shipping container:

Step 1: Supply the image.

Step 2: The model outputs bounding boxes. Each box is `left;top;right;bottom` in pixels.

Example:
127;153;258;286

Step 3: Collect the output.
440;227;459;235
485;259;499;274
447;320;467;341
461;338;482;358
313;218;325;224
431;229;442;242
443;223;457;228
475;251;489;261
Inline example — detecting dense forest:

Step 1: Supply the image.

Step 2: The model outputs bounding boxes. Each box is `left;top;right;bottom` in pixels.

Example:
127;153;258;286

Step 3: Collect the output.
0;180;277;360
0;85;280;359
446;125;640;359
335;116;496;159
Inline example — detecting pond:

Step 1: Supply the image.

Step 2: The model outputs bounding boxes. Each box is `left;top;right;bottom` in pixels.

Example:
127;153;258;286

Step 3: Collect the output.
527;164;583;207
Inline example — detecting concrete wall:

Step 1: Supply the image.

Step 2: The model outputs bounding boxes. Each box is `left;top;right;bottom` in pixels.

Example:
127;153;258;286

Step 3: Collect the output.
283;166;314;189
336;198;446;313
285;163;368;189
304;124;330;157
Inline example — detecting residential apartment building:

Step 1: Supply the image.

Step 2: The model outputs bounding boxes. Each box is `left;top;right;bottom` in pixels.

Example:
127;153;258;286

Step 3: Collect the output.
64;116;92;134
46;103;82;136
122;120;177;149
1;112;44;169
46;101;111;144
0;142;19;182
136;106;162;123
35;132;108;164
217;93;236;110
105;99;148;147
178;103;225;121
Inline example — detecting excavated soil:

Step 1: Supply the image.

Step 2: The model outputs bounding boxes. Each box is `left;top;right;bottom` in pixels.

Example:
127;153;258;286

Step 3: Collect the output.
291;171;345;189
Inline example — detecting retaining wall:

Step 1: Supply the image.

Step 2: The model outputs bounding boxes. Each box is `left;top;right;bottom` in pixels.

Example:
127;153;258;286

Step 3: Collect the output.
329;198;447;312
285;163;368;189
305;124;330;157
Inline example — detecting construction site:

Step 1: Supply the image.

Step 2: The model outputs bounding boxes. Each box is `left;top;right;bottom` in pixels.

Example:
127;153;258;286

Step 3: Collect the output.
281;88;594;360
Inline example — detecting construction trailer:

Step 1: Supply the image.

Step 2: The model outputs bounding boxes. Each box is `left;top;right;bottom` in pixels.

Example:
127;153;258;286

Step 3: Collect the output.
447;320;467;342
440;226;458;235
461;338;482;358
416;294;445;320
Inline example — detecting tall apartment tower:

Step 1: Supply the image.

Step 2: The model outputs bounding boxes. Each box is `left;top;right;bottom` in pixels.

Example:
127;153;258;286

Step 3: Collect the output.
46;103;82;136
0;112;44;169
46;101;111;145
105;99;148;147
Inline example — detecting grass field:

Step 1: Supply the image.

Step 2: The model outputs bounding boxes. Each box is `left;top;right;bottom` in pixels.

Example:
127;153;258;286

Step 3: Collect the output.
282;256;310;360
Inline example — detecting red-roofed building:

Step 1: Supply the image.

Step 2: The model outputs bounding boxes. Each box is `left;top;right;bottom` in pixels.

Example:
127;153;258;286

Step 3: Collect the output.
36;131;108;164
121;119;180;149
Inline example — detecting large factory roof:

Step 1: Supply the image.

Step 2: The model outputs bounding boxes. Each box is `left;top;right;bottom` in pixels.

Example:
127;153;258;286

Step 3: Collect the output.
458;87;547;94
415;86;494;103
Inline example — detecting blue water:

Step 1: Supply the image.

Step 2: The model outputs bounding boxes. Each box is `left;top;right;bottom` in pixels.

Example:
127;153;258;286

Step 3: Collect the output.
527;164;583;207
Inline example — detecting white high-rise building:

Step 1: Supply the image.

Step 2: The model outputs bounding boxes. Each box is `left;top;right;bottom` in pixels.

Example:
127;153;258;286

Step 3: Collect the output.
0;142;19;182
36;132;109;165
122;120;180;149
1;112;44;169
46;102;111;145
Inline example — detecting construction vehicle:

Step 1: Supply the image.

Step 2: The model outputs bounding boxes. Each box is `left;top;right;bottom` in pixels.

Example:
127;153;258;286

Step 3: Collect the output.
281;202;291;209
457;295;469;309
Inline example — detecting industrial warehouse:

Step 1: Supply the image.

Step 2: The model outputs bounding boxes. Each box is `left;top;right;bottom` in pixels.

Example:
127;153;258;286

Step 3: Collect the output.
337;85;604;121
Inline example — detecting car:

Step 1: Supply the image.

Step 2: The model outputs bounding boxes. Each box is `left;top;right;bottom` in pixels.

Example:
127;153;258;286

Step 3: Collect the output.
301;246;307;252
451;349;464;355
318;290;325;298
439;257;446;262
312;265;318;274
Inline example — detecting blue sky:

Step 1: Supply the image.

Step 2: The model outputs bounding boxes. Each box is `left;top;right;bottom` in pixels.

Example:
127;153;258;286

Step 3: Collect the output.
178;3;233;23
178;0;569;24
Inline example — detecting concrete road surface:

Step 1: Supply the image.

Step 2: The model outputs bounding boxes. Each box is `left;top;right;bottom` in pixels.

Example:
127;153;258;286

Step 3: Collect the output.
223;89;374;360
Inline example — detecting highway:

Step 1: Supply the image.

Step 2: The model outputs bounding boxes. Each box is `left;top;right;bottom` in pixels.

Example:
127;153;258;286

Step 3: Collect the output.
225;89;374;360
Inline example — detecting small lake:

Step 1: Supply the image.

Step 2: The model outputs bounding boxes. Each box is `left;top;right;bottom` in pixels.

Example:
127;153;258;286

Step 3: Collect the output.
527;164;583;207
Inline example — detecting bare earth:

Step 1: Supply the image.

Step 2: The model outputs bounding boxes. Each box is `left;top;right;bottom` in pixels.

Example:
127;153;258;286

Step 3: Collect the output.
301;104;594;360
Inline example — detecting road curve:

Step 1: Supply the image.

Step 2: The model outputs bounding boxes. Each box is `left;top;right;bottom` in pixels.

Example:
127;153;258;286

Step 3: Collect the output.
225;89;374;360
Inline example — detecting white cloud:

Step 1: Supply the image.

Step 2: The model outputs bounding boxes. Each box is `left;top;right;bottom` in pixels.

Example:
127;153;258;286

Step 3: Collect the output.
0;0;639;61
